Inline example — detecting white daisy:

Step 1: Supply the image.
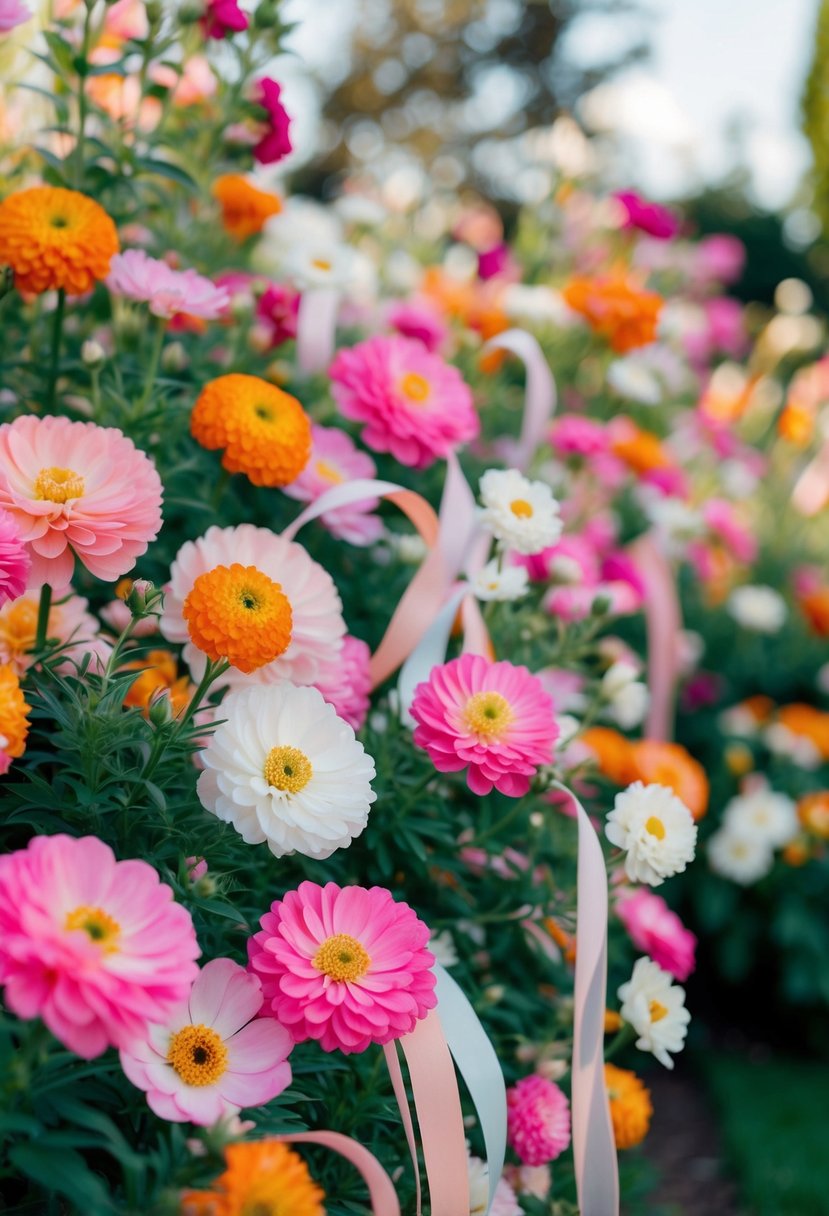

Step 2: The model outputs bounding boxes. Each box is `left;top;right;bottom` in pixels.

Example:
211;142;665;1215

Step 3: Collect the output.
281;241;358;292
196;683;376;860
478;469;563;555
472;559;529;602
429;929;458;968
601;661;650;730
727;585;787;634
607;356;662;405
763;723;822;770
708;828;774;885
618;957;690;1069
722;788;798;848
606;782;697;886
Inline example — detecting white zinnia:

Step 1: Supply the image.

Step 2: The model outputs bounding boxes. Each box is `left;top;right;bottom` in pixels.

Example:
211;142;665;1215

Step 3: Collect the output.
472;559;529;602
197;683;376;860
606;782;697;886
618;957;690;1069
708;827;774;885
721;788;798;848
478;469;563;555
727;585;787;634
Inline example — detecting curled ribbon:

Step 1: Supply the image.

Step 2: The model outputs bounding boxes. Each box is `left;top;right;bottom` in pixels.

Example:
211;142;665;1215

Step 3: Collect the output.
483;328;557;471
275;1131;400;1214
631;532;682;742
295;286;340;374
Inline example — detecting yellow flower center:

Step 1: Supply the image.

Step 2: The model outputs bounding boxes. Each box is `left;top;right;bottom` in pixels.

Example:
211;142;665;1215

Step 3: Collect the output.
311;257;332;271
314;458;344;484
649;1000;668;1023
399;371;431;403
463;690;514;741
645;816;666;840
34;466;85;504
313;933;371;982
65;905;120;952
263;745;313;794
509;498;534;518
182;564;292;675
167;1023;228;1087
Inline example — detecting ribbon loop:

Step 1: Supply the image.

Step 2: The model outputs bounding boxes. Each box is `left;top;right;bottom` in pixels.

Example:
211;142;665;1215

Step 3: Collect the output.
631;532;682;742
276;1131;400;1215
295;286;340;374
483;328;557;470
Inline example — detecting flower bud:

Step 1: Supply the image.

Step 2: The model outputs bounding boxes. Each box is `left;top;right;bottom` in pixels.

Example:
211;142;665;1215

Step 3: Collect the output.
161;340;187;372
81;339;106;368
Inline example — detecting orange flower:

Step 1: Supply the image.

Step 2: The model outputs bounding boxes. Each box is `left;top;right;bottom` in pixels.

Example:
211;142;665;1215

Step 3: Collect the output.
605;1064;652;1150
604;1009;623;1034
782;840;811;867
799;588;829;637
0;663;29;766
629;741;709;821
797;791;829;839
191;374;311;488
581;727;638;786
122;650;191;719
778;401;815;446
212;174;282;241
544;917;576;964
183;564;292;674
562;272;663;353
181;1140;325;1216
741;695;775;725
610;421;672;474
0;186;119;295
777;703;829;760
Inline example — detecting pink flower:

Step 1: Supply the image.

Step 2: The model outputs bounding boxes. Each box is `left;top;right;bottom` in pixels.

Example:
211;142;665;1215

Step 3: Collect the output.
0;834;200;1059
693;234;745;287
0;509;29;607
614;191;679;241
256;282;299;348
549;415;608;458
515;535;602;585
248;881;437;1054
0;586;112;674
314;634;372;730
410;653;558;798
104;0;148;40
201;0;248;39
507;1074;571;1166
253;78;292;165
120;958;292;1125
477;243;515;280
616;889;697;982
186;856;208;882
386;298;449;352
0;416;163;586
330;335;479;469
0;0;30;32
703;498;757;563
150;55;216;107
107;250;229;320
282;425;382;546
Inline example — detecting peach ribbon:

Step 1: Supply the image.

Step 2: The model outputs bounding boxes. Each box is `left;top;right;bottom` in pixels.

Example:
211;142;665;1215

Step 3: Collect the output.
792;439;829;515
483;328;557;470
631;533;682;742
276;1131;399;1214
295;286;340;374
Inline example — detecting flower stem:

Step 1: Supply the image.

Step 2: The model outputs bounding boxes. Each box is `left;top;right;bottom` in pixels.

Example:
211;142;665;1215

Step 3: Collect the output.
45;290;66;411
73;0;94;189
473;796;527;846
34;583;52;652
137;316;166;412
177;658;230;733
604;1023;636;1062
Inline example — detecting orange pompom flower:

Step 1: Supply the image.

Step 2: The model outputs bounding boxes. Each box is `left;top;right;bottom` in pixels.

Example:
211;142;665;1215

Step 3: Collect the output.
181;1140;325;1216
797;791;829;839
581;727;638;786
0;663;30;773
605;1064;653;1150
777;703;829;760
212;174;282;241
191;374;311;487
629;740;709;821
562;272;663;353
122;650;191;719
799;586;829;637
0;186;119;295
610;420;672;474
182;563;292;674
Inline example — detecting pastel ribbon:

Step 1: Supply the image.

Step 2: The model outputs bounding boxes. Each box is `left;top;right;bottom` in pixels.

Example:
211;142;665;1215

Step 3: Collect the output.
295;286;340;374
276;1131;400;1214
631;532;682;742
483;328;557;470
792;438;829;516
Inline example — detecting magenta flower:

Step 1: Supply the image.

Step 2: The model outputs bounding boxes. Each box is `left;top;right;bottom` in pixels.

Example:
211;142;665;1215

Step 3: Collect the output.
703;498;757;563
410;653;558;798
120;958;293;1125
253;78;292;165
507;1075;571;1166
201;0;248;39
330;334;479;469
314;634;372;730
549;415;608;458
616;889;696;982
0;835;200;1059
0;0;30;33
107;250;229;320
282;424;382;546
0;508;29;607
477;243;513;280
386;298;449;353
248;880;437;1054
615;191;679;241
256;281;300;348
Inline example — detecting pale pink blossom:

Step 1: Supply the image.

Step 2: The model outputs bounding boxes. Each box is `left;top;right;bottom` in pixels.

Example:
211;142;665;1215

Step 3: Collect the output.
107;250;229;320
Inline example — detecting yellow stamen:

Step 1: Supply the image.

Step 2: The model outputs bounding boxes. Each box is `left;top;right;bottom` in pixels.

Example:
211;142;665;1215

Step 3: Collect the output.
34;466;85;504
399;371;431;403
65;905;120;952
463;690;514;741
311;257;332;271
509;498;533;518
313;933;371;982
649;1000;668;1023
645;816;666;840
264;745;313;794
167;1024;228;1087
314;459;344;484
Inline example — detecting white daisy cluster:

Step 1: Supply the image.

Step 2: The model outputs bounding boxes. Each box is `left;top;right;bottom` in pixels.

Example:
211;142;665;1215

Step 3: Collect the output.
707;786;798;885
606;781;697;886
472;559;529;603
618;957;690;1069
600;661;650;730
478;469;563;555
727;584;788;634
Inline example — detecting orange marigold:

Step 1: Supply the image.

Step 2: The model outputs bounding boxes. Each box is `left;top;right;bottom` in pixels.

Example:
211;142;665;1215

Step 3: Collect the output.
778;401;815;446
0;186;119;296
610;422;672;474
777;703;829;760
605;1064;653;1150
562;273;663;353
181;1140;325;1216
183;564;292;674
122;650;191;719
191;374;311;488
581;727;638;786
798;791;829;839
0;663;30;767
630;740;709;821
799;587;829;637
212;174;282;241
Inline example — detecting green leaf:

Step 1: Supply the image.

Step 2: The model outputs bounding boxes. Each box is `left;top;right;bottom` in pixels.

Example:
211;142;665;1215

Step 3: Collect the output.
10;1144;116;1213
133;157;198;191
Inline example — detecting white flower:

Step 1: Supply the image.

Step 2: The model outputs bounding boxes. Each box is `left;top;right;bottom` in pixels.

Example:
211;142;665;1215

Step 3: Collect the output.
763;723;822;770
467;1154;522;1216
502;284;571;326
721;788;798;848
708;828;774;885
472;560;529;602
281;241;358;292
718;704;761;737
644;496;704;558
618;957;690;1069
727;585;787;634
478;469;562;555
607;357;662;405
197;683;376;860
601;661;650;729
429;929;458;968
334;193;387;226
606;782;697;886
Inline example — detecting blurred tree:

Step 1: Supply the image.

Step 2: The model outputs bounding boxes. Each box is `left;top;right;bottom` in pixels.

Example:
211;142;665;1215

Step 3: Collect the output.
802;0;829;233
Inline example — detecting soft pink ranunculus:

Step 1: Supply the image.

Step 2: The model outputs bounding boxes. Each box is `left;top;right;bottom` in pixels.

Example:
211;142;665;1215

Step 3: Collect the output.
103;0;148;41
313;634;372;730
107;250;229;320
0;0;30;33
616;888;697;981
386;298;449;353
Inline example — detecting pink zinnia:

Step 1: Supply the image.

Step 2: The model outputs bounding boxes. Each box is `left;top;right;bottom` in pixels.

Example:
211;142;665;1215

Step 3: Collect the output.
410;653;558;798
0;586;111;674
507;1074;571;1166
0;415;163;585
282;425;382;546
314;634;372;730
549;415;608;458
0;508;29;607
386;298;449;353
253;77;292;165
0;0;30;32
614;191;679;241
256;281;299;348
0;834;200;1059
107;250;229;320
703;497;757;564
616;889;697;982
120;958;293;1125
329;335;479;469
201;0;248;39
248;880;437;1054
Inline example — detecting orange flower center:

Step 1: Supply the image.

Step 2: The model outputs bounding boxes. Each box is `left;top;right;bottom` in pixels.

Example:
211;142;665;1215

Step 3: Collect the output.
263;745;313;794
34;466;85;504
649;1000;668;1023
182;564;292;674
313;933;371;982
645;816;666;840
65;905;120;951
314;459;344;484
463;690;514;741
167;1024;228;1086
311;257;332;271
399;371;431;403
509;498;534;518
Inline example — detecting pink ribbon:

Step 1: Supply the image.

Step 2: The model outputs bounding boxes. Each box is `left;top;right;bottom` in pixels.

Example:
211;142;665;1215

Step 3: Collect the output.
295;286;340;374
631;533;682;742
483;328;557;470
792;439;829;516
275;1131;400;1214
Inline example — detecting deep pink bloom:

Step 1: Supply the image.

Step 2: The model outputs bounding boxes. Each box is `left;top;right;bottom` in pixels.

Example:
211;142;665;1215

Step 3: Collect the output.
107;250;229;320
477;243;512;280
0;834;200;1059
0;415;163;585
386;298;449;353
282;424;383;546
411;653;558;798
549;415;608;458
642;466;690;498
680;670;723;711
0;0;30;32
615;191;679;241
256;282;299;348
330;335;479;469
507;1075;571;1166
314;634;372;730
253;78;292;165
703;498;757;563
0;508;29;607
201;0;248;38
514;535;602;585
248;881;437;1054
120;958;293;1125
616;889;697;982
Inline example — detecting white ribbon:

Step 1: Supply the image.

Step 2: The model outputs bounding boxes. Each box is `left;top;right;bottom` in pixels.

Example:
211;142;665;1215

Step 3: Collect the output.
483;328;557;471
